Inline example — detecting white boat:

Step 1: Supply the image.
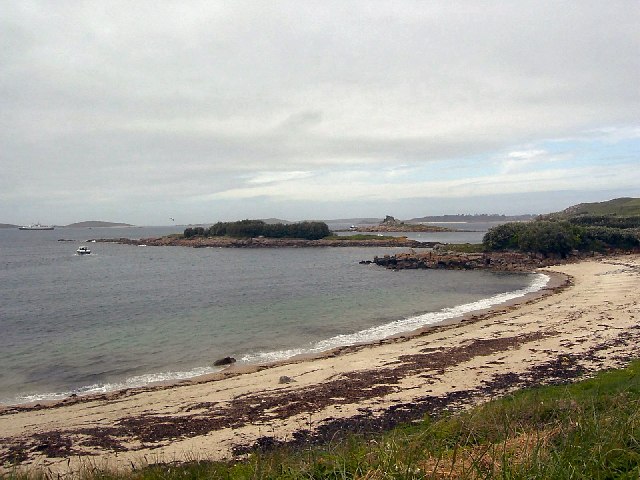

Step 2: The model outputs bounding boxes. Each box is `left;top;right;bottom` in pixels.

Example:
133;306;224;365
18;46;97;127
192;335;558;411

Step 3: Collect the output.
19;223;54;230
76;246;91;255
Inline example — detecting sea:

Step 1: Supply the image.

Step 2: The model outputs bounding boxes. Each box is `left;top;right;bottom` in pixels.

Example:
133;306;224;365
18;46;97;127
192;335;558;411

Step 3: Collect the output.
0;223;547;405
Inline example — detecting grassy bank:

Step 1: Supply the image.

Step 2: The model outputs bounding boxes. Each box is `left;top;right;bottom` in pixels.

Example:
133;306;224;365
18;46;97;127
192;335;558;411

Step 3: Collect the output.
5;360;639;479
323;234;402;241
442;243;486;253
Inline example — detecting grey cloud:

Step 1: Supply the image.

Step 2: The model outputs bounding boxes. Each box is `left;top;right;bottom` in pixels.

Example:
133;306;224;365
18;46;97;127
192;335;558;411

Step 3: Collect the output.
1;0;638;224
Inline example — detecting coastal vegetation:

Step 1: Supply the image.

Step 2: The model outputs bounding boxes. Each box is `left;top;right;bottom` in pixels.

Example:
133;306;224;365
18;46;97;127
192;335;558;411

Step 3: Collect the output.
324;233;394;241
5;360;638;479
483;198;640;256
183;220;331;241
443;243;486;254
547;196;640;217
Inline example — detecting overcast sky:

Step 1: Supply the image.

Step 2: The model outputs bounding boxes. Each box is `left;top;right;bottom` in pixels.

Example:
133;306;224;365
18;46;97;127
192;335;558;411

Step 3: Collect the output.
2;1;639;225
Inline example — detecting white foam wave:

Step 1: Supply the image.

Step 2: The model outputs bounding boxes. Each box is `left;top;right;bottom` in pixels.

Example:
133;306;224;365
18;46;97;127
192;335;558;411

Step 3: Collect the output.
4;365;222;405
241;273;550;364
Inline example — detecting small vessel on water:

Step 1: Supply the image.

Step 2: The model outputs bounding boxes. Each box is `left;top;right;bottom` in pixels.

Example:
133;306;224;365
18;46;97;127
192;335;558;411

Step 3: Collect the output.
76;246;91;255
18;223;54;230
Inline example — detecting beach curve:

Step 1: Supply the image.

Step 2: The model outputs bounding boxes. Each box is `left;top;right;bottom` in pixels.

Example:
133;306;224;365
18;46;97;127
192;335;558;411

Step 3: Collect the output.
1;254;639;475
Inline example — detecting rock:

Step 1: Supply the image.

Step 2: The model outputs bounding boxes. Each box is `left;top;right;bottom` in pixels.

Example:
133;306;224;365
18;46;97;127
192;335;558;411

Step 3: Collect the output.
382;215;401;225
371;250;570;272
213;356;236;366
278;375;296;384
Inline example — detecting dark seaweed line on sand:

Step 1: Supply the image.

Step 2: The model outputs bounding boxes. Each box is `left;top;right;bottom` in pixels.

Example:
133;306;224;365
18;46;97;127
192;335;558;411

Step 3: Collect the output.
0;277;572;466
4;323;639;467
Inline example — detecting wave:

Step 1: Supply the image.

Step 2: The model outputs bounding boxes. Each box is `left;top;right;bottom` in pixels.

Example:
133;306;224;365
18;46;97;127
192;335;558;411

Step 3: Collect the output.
3;365;223;405
240;273;550;364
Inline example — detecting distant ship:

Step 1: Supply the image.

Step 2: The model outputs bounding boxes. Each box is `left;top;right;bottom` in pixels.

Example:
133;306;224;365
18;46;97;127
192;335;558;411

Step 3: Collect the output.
18;223;55;231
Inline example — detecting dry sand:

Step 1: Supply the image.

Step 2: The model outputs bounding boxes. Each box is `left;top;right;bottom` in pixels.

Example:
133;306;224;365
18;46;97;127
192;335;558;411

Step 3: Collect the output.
1;254;639;475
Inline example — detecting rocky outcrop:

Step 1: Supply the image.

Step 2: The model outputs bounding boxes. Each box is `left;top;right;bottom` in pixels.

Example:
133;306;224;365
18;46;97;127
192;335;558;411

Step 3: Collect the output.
370;251;597;272
337;215;456;233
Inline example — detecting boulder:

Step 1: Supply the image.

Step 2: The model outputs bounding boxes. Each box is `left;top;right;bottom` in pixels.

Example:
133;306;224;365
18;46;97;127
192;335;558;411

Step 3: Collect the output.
213;356;236;366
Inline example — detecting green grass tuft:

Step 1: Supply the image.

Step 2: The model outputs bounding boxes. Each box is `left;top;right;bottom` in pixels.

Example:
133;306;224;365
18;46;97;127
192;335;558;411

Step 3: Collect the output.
444;243;486;253
324;234;408;241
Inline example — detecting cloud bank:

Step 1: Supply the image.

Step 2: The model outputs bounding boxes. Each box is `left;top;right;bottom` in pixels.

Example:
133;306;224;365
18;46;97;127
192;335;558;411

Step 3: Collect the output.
1;1;638;224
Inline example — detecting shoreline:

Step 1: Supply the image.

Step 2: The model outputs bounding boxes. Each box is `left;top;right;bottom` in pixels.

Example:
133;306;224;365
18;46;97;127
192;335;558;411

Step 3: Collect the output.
0;270;557;412
1;254;638;474
93;235;429;248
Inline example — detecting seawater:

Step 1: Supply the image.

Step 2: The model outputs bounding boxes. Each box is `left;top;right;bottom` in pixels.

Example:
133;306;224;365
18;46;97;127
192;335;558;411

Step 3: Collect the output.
0;226;546;405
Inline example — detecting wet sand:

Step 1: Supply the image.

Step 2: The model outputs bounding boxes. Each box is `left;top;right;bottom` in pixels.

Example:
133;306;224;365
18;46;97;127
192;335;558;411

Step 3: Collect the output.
1;254;639;475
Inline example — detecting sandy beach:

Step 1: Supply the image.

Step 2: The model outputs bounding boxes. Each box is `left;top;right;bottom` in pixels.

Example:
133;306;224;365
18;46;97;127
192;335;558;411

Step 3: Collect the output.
1;254;639;475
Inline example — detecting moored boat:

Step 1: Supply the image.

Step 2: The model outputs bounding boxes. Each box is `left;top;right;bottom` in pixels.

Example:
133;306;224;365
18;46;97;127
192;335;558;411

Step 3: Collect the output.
76;246;91;255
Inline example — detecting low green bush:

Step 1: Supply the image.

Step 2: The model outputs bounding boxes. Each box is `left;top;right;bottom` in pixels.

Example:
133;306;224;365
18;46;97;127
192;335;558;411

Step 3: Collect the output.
184;220;331;240
482;222;528;251
483;220;639;255
569;215;640;229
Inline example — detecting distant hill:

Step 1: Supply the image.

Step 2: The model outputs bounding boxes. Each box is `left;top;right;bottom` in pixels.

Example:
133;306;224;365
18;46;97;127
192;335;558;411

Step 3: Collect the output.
64;221;134;228
558;197;640;217
408;214;536;223
539;197;640;229
323;218;382;225
0;223;19;229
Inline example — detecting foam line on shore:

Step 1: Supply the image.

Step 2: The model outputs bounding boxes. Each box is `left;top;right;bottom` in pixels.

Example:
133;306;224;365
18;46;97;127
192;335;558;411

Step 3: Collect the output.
241;272;550;364
3;366;223;405
4;273;549;406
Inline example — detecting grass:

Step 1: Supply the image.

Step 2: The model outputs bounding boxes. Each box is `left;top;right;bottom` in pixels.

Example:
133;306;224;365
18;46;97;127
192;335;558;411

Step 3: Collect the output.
564;197;640;217
4;360;639;479
443;243;486;253
323;234;409;241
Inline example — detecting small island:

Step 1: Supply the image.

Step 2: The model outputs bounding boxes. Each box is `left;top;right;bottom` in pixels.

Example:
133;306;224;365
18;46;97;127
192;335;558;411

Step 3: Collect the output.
339;215;455;233
95;219;428;248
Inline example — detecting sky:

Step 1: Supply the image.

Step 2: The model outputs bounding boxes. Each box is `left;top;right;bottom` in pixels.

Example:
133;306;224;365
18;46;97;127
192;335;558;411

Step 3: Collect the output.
1;1;639;226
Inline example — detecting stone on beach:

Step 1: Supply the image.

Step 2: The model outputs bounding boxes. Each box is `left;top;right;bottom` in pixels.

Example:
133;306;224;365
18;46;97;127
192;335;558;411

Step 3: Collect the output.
213;357;236;366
